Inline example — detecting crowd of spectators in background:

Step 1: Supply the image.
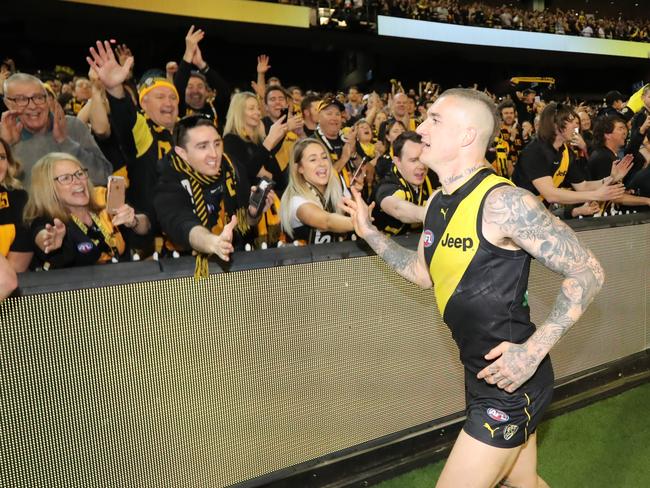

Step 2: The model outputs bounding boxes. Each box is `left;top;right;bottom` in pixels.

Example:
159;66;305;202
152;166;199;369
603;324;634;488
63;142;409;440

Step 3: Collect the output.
1;21;649;280
269;0;650;41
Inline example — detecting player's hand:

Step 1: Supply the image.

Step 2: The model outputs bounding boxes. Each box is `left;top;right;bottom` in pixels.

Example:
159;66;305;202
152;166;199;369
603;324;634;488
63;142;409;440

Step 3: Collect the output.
477;341;542;393
339;187;376;239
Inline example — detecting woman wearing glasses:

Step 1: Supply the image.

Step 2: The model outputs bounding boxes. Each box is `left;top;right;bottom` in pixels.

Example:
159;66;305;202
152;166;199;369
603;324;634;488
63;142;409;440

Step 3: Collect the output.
23;152;150;269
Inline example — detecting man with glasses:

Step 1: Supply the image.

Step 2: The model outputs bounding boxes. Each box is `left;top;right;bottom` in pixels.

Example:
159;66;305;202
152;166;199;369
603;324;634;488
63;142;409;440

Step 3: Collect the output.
1;73;112;189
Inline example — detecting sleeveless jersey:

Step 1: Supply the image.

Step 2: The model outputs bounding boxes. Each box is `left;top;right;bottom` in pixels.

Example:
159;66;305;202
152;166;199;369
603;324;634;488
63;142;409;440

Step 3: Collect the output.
423;168;553;387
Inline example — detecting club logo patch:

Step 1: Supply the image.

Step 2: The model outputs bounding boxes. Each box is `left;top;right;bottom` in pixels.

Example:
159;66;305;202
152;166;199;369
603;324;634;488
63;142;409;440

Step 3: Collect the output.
503;424;519;440
423;230;434;247
77;242;94;253
487;408;509;423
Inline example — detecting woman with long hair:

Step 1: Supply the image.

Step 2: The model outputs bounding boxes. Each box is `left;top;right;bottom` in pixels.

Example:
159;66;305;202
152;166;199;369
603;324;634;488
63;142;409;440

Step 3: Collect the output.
375;118;406;179
223;91;288;191
223;91;289;246
24;152;150;269
280;138;353;245
0;137;32;272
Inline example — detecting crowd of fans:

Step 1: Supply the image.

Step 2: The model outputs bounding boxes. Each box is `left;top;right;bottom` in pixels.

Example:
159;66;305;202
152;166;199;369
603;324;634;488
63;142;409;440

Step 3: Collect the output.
0;25;649;282
269;0;650;41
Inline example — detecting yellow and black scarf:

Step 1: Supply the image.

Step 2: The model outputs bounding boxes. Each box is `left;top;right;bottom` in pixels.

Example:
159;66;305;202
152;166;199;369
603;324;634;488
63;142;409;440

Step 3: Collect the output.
170;152;249;279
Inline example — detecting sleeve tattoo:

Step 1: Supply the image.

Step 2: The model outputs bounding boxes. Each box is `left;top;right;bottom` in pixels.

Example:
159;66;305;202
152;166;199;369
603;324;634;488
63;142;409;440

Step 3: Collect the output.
365;230;428;287
483;186;605;357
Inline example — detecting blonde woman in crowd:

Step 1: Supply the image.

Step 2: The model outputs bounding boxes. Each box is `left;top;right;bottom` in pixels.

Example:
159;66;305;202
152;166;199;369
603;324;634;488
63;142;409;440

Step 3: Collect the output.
280;138;354;245
23;153;149;269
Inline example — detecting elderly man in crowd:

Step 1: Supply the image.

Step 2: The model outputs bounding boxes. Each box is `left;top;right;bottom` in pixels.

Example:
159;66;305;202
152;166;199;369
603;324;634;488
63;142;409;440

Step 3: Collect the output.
88;40;178;229
1;73;112;188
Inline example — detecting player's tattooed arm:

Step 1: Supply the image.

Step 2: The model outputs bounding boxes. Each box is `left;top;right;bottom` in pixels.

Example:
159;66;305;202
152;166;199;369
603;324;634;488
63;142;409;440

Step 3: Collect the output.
478;186;604;392
364;229;433;289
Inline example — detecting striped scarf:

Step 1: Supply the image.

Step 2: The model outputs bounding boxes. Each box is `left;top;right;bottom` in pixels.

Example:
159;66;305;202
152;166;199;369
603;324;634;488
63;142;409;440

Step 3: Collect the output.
170;152;249;279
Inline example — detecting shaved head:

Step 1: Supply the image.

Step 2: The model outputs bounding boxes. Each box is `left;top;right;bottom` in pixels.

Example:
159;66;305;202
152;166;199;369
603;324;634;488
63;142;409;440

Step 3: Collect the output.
437;88;498;152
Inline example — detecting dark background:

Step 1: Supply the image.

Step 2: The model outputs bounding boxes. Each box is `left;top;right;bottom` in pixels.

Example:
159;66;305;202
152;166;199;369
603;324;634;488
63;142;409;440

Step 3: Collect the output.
1;0;648;100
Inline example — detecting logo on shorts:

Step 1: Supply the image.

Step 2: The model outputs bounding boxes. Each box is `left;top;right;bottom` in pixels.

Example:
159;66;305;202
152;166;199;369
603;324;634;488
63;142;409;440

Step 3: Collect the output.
503;424;519;441
77;242;94;253
487;408;510;423
483;422;500;438
423;230;434;247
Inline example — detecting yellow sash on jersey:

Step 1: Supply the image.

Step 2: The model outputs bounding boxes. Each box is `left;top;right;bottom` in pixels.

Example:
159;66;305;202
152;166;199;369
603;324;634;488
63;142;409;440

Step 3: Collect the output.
492;137;510;178
274;131;299;172
430;173;513;317
551;145;570;189
0;224;16;256
626;84;648;114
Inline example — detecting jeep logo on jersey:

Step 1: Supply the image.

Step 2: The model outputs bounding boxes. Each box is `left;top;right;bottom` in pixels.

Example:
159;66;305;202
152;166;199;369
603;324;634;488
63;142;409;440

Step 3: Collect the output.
440;233;474;251
423;230;434;247
487;408;509;423
77;242;94;253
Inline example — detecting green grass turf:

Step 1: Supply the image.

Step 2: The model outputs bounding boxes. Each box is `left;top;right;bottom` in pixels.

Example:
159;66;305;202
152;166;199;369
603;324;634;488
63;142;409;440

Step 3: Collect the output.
375;382;650;487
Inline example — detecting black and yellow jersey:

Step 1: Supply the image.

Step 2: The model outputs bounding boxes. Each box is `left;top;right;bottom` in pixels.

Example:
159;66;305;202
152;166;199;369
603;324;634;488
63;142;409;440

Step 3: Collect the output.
372;164;434;236
107;93;173;223
422;168;553;387
0;186;31;256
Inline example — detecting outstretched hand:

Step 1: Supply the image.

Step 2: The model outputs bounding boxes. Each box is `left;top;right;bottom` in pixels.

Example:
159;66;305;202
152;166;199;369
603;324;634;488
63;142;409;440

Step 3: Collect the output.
339;187;376;239
87;40;133;94
257;54;271;74
214;215;237;262
42;218;67;254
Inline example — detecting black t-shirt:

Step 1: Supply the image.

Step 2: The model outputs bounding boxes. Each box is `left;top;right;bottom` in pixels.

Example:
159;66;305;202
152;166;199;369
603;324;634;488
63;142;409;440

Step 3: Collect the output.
372;170;431;236
0;186;31;253
512;139;586;198
587;146;616;181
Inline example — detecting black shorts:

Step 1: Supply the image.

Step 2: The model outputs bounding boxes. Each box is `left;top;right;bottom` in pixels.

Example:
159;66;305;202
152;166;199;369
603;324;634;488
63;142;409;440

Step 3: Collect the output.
463;372;553;448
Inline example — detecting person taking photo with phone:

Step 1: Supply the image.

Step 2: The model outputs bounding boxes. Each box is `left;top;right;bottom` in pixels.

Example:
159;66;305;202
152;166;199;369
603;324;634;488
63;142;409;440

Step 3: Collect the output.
23;152;149;270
